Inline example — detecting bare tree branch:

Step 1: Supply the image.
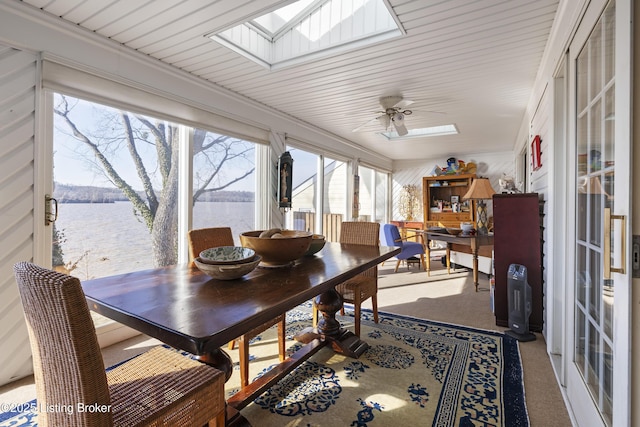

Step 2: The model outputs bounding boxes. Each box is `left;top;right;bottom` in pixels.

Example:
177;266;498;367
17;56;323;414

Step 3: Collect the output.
121;113;159;216
54;96;153;229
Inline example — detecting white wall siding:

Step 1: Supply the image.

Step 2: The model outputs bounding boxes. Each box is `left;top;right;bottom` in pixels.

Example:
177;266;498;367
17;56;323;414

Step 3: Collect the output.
0;44;37;386
529;87;551;337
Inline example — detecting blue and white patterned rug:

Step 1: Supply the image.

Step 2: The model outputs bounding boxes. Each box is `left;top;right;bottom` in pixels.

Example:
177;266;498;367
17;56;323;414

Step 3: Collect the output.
0;304;528;426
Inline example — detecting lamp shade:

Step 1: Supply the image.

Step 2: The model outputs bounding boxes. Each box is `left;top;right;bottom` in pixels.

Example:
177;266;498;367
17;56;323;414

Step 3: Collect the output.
462;177;496;200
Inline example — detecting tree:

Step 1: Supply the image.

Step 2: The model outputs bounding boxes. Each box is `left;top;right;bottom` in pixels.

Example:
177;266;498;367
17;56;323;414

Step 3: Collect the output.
54;95;255;266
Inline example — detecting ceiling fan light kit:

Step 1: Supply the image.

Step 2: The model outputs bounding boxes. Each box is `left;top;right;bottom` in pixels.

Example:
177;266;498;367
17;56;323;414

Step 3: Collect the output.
352;95;416;136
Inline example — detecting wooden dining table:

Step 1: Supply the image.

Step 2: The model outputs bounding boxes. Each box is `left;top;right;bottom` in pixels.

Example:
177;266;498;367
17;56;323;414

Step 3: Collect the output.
82;241;400;426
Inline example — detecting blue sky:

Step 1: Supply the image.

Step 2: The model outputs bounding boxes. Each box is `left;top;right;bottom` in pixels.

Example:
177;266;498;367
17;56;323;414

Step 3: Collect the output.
53;94;320;193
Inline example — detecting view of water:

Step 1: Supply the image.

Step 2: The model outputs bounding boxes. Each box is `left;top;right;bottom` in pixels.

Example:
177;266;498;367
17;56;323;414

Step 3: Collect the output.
55;201;254;280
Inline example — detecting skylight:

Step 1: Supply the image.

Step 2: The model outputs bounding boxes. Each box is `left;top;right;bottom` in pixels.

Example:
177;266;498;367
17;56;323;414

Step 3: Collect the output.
209;0;404;70
380;125;460;140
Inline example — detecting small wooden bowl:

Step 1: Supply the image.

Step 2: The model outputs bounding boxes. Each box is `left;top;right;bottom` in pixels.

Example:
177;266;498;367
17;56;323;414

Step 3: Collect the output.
194;255;261;280
446;227;462;236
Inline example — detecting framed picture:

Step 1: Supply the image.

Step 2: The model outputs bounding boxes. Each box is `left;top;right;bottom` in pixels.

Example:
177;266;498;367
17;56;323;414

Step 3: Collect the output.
450;195;459;204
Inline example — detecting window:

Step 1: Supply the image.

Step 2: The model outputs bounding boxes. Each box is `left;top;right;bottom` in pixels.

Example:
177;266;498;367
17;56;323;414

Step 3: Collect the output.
192;129;257;244
285;147;319;234
323;157;348;242
52;94;258;279
358;165;388;223
53;94;180;279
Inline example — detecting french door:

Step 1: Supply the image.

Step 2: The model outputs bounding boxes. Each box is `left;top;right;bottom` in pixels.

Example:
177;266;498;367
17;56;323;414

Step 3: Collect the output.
566;0;631;425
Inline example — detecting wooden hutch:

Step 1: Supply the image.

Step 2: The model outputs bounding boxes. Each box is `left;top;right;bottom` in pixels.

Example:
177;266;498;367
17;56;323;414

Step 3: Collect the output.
422;174;476;228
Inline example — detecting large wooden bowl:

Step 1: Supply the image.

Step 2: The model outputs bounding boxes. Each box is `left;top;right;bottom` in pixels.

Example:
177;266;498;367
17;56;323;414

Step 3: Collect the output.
240;230;312;267
304;234;326;256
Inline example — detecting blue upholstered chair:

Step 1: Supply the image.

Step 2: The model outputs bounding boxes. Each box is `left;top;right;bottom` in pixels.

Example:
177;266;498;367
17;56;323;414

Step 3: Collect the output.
381;224;426;272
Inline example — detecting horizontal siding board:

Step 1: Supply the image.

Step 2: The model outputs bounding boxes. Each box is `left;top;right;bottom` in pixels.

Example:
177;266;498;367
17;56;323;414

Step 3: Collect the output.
0;43;35;388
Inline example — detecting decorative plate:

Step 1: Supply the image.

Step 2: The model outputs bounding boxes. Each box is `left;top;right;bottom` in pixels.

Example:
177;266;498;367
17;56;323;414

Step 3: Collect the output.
199;246;255;265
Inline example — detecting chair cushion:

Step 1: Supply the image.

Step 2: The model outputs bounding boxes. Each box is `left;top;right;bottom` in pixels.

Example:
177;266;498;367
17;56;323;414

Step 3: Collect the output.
336;276;376;302
109;346;225;427
382;224;403;247
395;241;425;260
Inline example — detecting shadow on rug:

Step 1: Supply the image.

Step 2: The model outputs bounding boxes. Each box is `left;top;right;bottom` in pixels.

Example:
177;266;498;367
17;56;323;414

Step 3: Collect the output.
0;304;528;427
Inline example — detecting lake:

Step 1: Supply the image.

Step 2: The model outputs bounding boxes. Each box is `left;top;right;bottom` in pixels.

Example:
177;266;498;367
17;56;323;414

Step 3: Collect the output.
55;201;254;280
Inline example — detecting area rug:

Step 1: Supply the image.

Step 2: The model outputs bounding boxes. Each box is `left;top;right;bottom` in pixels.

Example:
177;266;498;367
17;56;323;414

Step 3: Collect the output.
231;303;528;426
0;304;528;427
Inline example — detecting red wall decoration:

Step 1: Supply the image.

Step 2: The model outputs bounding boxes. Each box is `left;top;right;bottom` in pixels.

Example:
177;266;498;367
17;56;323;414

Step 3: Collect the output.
531;135;542;171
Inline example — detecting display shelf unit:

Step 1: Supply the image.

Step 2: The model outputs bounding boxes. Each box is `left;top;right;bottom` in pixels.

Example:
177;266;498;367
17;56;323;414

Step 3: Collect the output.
422;174;476;229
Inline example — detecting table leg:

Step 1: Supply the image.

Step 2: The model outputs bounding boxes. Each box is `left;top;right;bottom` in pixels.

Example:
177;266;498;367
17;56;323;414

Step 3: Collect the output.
195;348;234;382
425;239;431;276
472;248;479;292
296;289;369;358
446;243;451;274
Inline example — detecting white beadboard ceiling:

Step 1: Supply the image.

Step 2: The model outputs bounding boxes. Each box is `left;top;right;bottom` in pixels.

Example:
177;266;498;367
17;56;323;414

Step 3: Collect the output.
19;0;559;161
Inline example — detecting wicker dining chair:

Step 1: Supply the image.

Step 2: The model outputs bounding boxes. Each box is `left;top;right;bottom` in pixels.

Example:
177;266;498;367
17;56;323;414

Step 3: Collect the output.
313;221;380;337
14;261;225;427
188;227;286;388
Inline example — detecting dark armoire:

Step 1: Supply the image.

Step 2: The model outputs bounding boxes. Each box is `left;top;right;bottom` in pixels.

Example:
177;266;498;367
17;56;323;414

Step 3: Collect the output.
492;193;544;332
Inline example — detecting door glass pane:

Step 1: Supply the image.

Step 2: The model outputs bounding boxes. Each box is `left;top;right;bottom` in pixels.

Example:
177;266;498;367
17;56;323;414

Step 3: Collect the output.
589;20;603;97
192;129;256;242
589;249;601;322
576;309;587;373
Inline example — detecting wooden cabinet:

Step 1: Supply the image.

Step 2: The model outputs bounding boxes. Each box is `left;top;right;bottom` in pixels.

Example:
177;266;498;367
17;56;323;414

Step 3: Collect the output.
492;193;543;332
422;174;476;228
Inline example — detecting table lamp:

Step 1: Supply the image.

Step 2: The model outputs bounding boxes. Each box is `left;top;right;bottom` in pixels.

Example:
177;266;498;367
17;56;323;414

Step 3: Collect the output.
462;177;496;235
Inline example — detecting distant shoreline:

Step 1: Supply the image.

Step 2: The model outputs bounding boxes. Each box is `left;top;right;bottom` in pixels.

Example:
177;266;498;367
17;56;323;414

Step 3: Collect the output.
54;182;255;203
56;198;254;204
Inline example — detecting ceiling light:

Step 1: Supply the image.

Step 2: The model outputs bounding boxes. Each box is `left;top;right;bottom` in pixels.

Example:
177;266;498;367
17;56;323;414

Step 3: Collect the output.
379;124;459;140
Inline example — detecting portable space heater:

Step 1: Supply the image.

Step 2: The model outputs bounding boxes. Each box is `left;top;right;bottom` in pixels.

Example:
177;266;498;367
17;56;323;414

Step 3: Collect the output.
505;264;536;342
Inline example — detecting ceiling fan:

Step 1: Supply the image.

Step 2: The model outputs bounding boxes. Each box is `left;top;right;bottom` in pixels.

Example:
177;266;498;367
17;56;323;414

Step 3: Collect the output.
352;96;415;136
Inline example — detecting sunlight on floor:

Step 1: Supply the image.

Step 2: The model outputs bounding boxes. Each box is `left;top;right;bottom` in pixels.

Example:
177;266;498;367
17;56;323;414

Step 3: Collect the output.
376;273;468;306
365;394;407;410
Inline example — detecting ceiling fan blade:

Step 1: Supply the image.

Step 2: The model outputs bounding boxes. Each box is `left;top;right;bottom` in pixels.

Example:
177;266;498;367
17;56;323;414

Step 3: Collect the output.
379;95;403;110
393;113;408;136
395;99;414;109
411;109;446;115
352;115;383;132
394;122;408;136
377;114;391;129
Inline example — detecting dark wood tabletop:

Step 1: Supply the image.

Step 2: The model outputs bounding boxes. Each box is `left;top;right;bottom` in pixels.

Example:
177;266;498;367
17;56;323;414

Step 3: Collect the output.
82;242;400;357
